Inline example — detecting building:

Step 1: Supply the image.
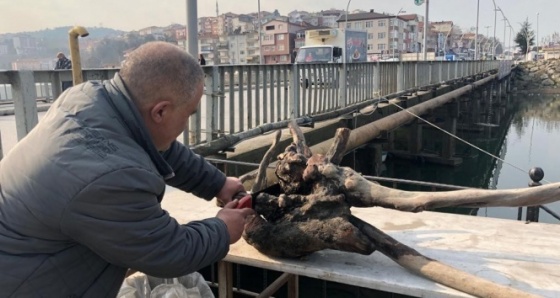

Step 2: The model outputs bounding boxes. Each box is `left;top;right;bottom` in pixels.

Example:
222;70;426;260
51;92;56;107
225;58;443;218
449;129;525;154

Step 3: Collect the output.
199;34;220;65
11;58;53;70
429;21;454;55
227;31;260;64
260;20;307;64
319;9;344;28
399;14;422;53
12;35;38;55
336;10;409;61
137;26;165;40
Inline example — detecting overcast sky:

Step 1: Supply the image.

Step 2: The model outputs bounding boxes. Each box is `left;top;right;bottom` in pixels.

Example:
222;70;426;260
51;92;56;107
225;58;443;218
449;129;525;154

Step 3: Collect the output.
0;0;556;43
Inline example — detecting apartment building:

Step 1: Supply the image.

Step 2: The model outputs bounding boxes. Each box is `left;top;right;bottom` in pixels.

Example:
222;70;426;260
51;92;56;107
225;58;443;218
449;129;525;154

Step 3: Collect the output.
227;31;260;64
260;20;306;64
336;10;409;61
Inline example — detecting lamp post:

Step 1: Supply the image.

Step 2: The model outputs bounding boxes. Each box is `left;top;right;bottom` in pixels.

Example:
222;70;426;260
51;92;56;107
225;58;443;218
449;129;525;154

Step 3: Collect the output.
258;0;263;64
536;12;539;62
475;0;479;60
484;26;491;59
492;0;497;59
392;8;405;60
422;0;429;61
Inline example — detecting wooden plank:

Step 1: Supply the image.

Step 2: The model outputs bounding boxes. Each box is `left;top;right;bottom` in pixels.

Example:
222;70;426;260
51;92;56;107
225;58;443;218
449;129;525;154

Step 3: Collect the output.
162;186;560;298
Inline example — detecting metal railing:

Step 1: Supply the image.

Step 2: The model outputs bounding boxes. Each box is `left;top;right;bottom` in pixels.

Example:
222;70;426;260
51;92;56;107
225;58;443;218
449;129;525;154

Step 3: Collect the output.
0;60;508;145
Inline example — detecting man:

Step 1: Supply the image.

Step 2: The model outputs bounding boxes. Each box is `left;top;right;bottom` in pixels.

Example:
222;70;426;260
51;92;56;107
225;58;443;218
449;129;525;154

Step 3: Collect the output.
0;41;254;297
55;52;73;91
55;52;72;70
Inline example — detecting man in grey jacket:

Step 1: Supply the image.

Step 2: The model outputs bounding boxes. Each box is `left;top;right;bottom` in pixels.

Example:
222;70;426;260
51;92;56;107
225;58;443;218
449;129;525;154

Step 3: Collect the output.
0;41;254;297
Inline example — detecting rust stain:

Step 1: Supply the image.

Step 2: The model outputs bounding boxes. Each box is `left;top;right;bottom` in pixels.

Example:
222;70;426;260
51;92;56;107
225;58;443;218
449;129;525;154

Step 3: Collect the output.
382;219;426;231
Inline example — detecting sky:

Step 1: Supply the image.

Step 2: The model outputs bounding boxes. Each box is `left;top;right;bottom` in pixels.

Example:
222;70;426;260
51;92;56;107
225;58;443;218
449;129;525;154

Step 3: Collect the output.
0;0;556;43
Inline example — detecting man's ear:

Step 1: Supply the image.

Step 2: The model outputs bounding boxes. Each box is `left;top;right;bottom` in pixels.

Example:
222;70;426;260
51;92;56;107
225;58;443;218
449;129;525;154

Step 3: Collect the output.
149;100;172;124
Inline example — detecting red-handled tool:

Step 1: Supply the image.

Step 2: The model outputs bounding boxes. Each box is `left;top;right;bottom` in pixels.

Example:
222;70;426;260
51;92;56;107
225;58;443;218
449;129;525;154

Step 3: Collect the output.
233;190;263;209
236;194;253;209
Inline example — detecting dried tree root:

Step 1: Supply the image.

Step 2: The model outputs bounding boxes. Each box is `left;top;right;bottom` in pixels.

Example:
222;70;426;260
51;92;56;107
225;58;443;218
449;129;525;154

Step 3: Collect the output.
242;123;550;297
349;216;540;298
333;166;560;211
252;130;282;193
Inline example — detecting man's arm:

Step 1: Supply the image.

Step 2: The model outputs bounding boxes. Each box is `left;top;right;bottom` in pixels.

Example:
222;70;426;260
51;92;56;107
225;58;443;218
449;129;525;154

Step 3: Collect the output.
60;168;230;277
162;141;226;200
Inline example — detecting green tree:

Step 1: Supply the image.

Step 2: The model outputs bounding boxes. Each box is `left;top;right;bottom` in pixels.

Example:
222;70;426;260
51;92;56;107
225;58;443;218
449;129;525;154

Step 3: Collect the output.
514;19;534;55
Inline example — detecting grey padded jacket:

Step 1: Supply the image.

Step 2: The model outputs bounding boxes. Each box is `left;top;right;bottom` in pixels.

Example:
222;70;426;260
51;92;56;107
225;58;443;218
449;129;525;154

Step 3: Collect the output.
0;73;229;297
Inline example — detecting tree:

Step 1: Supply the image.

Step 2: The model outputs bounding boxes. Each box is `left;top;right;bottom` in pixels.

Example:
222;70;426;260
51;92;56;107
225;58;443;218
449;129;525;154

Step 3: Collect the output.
515;18;534;55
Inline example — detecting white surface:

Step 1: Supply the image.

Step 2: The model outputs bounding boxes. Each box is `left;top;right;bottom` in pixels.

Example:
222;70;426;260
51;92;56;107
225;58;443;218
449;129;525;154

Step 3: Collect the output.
162;190;560;298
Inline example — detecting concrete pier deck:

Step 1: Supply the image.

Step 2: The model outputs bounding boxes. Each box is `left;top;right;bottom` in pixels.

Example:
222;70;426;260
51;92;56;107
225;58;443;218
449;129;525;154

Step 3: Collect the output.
162;189;560;298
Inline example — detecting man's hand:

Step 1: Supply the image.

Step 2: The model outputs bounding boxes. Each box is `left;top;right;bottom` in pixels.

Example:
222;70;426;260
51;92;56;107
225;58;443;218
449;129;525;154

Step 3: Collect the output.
215;177;246;206
216;200;256;244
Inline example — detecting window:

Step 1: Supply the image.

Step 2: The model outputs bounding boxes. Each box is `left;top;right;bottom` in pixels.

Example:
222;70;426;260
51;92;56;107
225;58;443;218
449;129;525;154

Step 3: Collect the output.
378;44;386;50
378;32;386;39
346;22;351;28
367;44;374;51
278;45;284;51
278;24;284;30
240;50;245;55
277;34;284;40
263;35;272;41
378;20;386;27
280;55;288;62
240;58;245;62
368;33;374;40
265;25;275;30
365;21;374;28
354;22;363;29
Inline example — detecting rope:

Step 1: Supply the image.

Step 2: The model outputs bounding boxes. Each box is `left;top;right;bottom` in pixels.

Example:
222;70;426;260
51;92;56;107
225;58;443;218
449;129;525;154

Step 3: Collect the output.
388;101;552;184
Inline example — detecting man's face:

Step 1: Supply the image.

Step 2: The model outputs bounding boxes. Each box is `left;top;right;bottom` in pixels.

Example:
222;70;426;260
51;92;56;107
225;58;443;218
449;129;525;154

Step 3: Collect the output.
158;82;203;150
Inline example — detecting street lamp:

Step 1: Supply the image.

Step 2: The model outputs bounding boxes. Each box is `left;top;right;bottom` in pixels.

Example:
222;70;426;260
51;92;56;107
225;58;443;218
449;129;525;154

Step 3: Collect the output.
258;0;263;64
475;0;480;60
492;0;497;58
392;8;406;60
536;12;539;62
422;0;430;61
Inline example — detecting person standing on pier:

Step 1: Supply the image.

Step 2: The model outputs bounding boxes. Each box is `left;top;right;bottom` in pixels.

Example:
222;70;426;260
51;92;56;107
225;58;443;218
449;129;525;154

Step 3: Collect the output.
199;53;206;65
54;52;73;91
0;41;253;297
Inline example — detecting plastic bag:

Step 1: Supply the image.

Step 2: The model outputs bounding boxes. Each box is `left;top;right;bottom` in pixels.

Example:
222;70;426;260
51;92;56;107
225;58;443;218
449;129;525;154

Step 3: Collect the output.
117;272;213;298
118;272;151;298
151;278;196;298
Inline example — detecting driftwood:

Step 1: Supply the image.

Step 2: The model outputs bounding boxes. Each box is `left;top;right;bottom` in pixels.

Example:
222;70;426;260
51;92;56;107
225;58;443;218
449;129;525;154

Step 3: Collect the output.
241;121;559;298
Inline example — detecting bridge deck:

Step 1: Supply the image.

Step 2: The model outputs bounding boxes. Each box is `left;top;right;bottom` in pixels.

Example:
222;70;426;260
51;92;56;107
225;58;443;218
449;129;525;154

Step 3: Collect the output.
162;189;560;298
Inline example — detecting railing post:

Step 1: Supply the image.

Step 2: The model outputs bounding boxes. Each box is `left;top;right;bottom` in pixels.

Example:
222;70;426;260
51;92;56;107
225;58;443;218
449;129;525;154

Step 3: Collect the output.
9;71;38;140
373;62;381;96
396;62;404;92
338;63;347;107
290;63;300;118
526;167;544;222
205;66;221;142
428;62;433;84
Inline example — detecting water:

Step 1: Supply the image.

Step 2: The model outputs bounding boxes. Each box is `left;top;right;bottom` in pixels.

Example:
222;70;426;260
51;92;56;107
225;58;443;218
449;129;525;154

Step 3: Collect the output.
366;93;560;224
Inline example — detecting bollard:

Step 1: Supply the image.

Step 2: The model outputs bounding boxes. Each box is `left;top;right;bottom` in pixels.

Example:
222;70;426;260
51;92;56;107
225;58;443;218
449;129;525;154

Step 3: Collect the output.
526;167;544;222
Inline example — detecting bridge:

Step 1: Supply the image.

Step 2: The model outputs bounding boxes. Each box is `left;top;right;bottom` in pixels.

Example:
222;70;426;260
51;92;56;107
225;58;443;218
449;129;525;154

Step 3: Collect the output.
0;60;507;147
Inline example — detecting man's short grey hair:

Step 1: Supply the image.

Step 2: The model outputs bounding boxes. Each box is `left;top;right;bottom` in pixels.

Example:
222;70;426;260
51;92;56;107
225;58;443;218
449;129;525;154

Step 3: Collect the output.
120;41;204;106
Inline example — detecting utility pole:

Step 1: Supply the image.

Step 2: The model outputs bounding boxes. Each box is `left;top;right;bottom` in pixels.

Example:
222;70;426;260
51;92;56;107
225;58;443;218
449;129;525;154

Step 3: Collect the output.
258;0;263;64
492;0;497;59
423;0;429;61
536;12;540;62
475;0;479;60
